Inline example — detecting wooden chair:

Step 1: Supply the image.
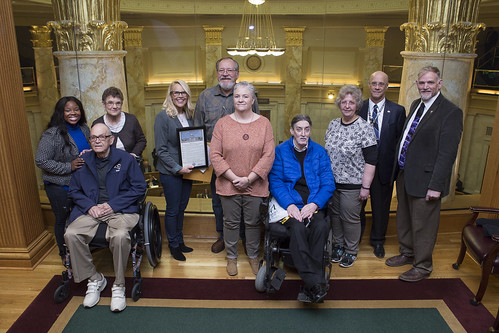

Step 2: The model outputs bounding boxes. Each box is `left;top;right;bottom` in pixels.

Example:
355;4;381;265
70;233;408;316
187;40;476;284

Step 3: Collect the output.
453;206;499;305
491;307;499;333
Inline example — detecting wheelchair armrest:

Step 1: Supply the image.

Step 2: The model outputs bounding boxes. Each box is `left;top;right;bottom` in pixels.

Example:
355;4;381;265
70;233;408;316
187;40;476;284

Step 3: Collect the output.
469;206;499;214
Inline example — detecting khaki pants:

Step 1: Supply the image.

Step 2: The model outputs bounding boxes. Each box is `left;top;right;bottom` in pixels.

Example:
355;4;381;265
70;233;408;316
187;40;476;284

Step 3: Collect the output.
64;213;139;285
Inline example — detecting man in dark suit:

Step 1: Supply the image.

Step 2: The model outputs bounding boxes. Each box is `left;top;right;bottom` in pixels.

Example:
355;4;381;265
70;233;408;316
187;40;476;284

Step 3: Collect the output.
385;66;463;282
359;71;406;258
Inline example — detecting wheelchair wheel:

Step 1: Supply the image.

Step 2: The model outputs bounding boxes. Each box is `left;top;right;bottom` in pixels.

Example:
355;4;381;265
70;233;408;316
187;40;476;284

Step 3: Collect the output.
131;280;142;302
143;201;162;267
54;282;70;303
255;263;267;292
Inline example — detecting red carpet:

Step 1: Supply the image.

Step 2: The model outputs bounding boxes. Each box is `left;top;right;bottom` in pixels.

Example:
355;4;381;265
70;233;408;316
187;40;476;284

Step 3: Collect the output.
8;275;494;332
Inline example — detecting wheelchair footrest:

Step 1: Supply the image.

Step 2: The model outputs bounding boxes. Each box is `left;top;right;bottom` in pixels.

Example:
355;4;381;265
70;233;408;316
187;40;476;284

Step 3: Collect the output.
270;268;286;291
297;289;312;303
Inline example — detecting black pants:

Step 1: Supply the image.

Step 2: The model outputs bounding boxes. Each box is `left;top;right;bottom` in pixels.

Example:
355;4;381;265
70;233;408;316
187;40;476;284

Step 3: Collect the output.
285;210;329;288
45;183;70;257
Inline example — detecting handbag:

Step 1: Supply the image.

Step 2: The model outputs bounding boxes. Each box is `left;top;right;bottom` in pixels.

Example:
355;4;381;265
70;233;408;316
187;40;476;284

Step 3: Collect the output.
268;196;289;223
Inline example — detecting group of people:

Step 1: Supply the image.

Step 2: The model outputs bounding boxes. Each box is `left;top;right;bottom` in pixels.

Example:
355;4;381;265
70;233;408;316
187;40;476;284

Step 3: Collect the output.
35;56;463;310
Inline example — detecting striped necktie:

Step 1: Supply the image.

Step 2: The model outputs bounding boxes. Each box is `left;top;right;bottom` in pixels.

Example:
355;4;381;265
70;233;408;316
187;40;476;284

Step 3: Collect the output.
398;103;425;169
372;104;379;140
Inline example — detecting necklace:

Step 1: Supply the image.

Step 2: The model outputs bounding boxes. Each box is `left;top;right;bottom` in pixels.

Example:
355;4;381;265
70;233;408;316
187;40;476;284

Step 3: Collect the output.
234;112;255;140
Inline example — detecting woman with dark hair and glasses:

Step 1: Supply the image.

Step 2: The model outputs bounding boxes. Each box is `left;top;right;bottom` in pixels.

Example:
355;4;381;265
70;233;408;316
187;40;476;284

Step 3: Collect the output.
154;79;195;261
36;96;90;262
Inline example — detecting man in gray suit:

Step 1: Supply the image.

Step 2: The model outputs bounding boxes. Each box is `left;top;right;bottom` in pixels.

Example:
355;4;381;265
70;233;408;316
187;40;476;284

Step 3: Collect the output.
385;66;463;282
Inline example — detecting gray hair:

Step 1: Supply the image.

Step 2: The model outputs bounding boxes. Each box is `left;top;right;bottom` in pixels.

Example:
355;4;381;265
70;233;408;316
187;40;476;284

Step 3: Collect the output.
233;81;256;100
216;57;239;72
418;66;441;80
335;85;363;111
291;114;312;128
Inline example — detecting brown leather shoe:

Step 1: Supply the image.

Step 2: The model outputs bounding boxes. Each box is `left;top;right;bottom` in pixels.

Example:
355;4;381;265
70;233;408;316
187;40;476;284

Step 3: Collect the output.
398;267;430;282
227;258;238;276
385;254;413;267
211;238;225;253
248;257;259;275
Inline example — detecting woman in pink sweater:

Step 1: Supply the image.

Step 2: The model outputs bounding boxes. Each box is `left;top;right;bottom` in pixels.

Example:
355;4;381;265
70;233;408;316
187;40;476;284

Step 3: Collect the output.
210;81;275;276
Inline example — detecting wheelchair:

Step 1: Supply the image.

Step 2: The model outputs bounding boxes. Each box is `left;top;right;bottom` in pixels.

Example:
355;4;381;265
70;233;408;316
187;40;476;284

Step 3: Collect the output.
54;196;162;303
255;198;333;297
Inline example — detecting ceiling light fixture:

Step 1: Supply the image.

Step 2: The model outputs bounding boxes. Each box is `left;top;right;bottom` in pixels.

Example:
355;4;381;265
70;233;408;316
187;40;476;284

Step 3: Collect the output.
227;0;285;57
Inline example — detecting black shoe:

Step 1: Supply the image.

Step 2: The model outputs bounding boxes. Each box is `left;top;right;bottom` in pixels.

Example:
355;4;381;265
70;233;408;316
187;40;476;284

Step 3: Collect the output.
307;284;327;303
180;243;193;253
169;246;186;261
373;244;385;258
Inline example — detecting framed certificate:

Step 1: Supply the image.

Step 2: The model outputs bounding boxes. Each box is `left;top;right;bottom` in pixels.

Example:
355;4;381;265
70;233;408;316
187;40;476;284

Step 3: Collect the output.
177;126;208;169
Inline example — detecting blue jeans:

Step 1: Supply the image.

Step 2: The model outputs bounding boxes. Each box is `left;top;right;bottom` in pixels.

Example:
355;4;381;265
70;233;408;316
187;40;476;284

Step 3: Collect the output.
45;183;70;257
160;173;192;248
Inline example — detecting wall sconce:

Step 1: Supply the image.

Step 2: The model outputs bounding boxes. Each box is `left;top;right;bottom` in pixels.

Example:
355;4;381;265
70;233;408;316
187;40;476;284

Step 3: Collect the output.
328;92;334;100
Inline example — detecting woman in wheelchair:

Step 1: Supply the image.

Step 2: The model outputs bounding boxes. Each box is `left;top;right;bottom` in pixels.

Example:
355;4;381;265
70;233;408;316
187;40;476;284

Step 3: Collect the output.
268;114;335;303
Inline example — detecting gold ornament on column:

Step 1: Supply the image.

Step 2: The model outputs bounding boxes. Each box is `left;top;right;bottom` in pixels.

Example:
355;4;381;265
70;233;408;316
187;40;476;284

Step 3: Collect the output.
401;0;485;53
48;0;128;51
124;26;144;48
285;27;306;46
203;26;224;46
30;26;53;48
365;27;389;48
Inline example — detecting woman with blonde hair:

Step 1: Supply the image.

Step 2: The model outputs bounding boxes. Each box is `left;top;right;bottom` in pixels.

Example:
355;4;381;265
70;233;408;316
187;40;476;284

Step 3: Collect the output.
154;79;195;261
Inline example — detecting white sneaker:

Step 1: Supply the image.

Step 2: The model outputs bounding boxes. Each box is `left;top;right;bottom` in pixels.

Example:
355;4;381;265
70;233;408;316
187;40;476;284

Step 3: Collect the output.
110;284;126;312
83;273;107;308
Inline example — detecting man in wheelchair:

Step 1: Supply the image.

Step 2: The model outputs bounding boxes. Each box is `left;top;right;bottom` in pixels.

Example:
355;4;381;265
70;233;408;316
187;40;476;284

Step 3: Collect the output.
64;123;147;312
268;114;335;303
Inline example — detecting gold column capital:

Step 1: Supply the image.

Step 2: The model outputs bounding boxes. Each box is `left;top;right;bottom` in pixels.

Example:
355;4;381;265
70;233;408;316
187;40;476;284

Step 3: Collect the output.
124;26;144;48
284;27;306;46
30;25;53;48
203;26;224;46
364;26;389;48
402;0;485;53
48;0;126;51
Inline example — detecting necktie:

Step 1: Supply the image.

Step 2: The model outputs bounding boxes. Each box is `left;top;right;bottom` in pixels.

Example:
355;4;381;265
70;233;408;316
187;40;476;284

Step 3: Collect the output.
398;103;425;169
372;104;379;140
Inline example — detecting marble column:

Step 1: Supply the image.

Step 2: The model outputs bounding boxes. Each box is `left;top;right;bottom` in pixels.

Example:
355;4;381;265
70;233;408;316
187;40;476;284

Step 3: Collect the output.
124;27;149;160
48;0;128;123
284;27;306;138
398;0;485;200
0;0;54;268
362;27;388;98
203;26;224;88
30;25;60;127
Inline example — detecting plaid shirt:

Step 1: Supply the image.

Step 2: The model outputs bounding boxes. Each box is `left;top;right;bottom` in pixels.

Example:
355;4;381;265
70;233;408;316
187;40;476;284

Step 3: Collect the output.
194;84;259;142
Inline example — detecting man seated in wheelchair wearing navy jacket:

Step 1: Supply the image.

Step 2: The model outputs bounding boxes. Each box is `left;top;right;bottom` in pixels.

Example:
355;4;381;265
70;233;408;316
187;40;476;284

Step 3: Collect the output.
269;114;335;303
65;123;147;312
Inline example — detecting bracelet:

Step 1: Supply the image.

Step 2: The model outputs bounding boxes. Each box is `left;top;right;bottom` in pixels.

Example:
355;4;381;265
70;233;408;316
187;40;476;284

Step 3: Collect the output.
361;185;370;190
247;177;251;184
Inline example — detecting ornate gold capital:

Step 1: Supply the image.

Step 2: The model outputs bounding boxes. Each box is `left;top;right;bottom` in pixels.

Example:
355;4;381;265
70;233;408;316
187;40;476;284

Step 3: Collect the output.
402;0;485;53
203;26;224;46
48;20;128;51
284;27;306;46
30;26;53;48
124;27;144;48
48;0;126;51
365;27;389;48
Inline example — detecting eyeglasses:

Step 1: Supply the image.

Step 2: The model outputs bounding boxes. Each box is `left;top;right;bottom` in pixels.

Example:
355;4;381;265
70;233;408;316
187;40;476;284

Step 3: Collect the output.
340;100;356;106
217;68;237;74
369;81;387;88
171;91;188;97
105;101;122;107
89;134;112;142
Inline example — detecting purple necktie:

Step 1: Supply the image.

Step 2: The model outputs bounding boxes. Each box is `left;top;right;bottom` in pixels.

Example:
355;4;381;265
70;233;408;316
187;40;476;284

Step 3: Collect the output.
398;103;425;169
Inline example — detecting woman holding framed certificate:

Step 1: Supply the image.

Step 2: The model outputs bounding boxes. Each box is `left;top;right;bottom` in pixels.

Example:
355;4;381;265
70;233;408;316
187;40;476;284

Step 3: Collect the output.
210;81;275;276
154;80;195;261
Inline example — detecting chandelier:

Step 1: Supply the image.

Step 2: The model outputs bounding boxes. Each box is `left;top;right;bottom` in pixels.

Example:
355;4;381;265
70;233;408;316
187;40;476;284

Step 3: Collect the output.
227;0;285;57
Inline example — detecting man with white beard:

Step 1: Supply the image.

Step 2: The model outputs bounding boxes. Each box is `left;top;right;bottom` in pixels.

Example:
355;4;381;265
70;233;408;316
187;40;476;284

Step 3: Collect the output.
194;57;259;253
